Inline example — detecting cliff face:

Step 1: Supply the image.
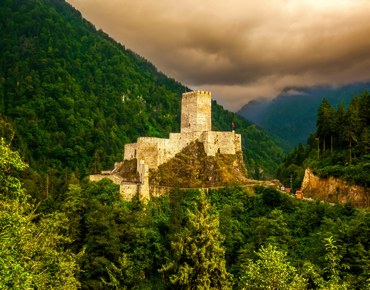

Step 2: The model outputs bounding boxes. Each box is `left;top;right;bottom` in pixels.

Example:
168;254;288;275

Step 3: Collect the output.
301;168;370;208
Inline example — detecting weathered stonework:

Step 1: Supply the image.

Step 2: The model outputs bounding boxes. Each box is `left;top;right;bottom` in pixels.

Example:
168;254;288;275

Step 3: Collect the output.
89;174;123;185
91;90;243;201
181;91;211;133
301;168;370;208
120;183;138;201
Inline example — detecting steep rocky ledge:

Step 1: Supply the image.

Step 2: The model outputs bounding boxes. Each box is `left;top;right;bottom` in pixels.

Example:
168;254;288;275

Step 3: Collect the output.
301;168;370;208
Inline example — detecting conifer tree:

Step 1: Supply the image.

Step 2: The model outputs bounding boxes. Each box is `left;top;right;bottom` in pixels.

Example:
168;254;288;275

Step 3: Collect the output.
335;101;346;148
317;98;335;155
344;97;361;162
161;191;232;289
88;150;102;174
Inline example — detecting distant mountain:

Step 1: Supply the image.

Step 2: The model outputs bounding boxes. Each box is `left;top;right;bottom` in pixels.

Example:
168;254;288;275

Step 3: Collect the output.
236;98;271;125
237;83;370;146
0;0;285;181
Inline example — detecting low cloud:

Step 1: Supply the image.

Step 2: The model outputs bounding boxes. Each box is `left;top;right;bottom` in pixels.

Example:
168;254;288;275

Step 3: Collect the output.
67;0;370;110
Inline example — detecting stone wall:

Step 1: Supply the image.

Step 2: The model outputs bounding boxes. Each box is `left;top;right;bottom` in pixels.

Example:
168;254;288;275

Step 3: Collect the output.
137;161;150;200
155;137;181;169
89;174;122;185
301;168;370;208
120;182;138;201
124;143;138;160
150;185;173;198
195;91;212;132
181;91;211;133
201;131;242;156
136;137;159;168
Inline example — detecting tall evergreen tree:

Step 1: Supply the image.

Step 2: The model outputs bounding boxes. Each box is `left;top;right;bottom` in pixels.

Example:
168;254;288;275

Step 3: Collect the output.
316;98;335;155
161;191;232;289
344;96;362;162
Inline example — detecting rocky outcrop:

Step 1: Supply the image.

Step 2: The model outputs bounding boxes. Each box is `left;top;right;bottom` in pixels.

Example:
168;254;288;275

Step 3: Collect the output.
149;141;248;188
301;168;370;208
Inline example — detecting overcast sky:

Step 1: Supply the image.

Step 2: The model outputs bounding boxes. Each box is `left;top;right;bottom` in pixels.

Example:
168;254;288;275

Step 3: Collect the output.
66;0;370;111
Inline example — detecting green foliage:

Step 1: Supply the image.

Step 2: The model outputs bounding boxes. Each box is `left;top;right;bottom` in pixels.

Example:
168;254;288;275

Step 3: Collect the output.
0;138;82;289
0;138;28;201
161;191;232;289
240;244;306;290
262;187;281;208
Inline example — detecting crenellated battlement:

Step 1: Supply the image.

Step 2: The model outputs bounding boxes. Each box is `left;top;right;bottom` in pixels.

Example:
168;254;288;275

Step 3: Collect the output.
182;90;211;97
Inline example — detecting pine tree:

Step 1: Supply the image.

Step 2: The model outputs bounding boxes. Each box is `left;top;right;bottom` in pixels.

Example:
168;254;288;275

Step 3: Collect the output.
359;89;370;125
361;127;370;155
317;98;335;155
333;100;346;152
88;150;102;174
160;191;232;289
344;97;362;162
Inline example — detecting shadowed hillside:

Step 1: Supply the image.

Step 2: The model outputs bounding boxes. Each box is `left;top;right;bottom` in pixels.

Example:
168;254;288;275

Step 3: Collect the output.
238;83;370;146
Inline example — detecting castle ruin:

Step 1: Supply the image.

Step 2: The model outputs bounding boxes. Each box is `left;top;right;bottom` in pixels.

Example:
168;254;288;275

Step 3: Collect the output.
90;90;242;200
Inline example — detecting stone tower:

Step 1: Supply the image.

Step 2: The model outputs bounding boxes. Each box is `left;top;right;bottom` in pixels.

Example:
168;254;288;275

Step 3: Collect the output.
181;91;212;133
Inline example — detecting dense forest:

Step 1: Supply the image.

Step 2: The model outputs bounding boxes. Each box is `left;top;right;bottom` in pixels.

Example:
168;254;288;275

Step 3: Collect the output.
3;141;370;289
0;0;285;184
237;83;370;147
276;89;370;192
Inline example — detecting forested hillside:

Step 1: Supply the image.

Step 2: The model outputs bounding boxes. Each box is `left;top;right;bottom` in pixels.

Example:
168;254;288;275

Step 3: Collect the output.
4;142;370;289
237;83;370;146
0;0;284;183
275;89;370;192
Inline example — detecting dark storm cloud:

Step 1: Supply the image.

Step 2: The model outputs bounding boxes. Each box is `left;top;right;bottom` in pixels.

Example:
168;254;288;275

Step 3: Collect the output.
67;0;370;110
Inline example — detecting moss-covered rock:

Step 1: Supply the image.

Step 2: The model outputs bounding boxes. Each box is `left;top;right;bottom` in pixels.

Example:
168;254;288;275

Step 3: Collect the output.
150;141;248;188
117;159;140;182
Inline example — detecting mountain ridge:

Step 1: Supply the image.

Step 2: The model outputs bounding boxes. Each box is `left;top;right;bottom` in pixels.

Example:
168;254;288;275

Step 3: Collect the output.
237;82;370;146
